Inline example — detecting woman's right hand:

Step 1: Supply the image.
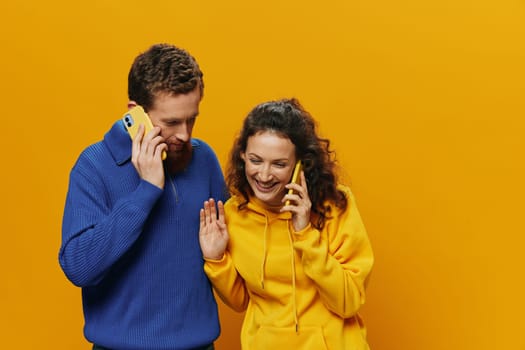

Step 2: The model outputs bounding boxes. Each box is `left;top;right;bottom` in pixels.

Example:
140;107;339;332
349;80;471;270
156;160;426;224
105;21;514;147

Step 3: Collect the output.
199;198;229;260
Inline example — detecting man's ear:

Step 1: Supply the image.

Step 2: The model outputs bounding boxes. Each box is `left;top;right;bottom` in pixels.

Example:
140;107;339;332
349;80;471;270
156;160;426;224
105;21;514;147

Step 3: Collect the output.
127;101;138;110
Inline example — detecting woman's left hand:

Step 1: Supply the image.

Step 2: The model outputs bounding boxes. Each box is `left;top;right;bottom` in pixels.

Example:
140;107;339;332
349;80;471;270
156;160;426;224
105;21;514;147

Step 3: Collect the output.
282;171;311;231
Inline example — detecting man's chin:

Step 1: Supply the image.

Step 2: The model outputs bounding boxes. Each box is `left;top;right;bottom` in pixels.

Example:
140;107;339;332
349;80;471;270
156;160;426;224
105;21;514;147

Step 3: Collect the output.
165;146;193;175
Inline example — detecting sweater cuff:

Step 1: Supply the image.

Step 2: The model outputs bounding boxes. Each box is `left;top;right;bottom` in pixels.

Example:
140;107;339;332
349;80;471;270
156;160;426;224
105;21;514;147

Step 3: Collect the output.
132;180;164;212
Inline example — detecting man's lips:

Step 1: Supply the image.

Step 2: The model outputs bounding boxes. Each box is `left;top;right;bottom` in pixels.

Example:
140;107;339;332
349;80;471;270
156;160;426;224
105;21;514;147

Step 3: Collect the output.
169;143;185;152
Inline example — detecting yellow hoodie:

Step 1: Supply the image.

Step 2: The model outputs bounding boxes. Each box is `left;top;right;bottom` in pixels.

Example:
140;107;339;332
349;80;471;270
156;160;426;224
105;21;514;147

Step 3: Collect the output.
204;185;374;350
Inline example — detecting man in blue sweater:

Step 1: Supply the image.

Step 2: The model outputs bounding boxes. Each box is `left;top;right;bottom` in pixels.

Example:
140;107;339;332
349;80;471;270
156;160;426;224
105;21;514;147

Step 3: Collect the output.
59;43;227;350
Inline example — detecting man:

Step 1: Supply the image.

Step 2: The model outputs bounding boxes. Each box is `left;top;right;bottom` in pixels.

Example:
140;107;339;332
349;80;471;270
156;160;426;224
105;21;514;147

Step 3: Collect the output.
59;43;227;350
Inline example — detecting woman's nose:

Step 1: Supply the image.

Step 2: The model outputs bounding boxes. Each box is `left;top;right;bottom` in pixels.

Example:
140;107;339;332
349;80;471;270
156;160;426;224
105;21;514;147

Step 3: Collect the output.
258;164;273;181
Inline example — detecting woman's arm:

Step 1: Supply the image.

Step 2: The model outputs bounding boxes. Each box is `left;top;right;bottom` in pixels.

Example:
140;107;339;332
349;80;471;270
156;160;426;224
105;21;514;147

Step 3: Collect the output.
292;189;374;318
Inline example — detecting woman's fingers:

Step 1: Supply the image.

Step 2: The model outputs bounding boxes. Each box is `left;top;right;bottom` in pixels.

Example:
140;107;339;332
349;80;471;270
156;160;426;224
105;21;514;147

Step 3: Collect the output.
217;200;226;226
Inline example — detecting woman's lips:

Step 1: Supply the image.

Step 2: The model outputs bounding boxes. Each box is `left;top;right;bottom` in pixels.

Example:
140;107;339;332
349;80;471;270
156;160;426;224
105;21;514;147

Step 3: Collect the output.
254;179;277;193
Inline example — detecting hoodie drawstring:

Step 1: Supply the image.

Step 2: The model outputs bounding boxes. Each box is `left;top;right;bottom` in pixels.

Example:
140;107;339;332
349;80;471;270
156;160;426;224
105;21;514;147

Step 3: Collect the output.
257;205;299;333
260;215;269;289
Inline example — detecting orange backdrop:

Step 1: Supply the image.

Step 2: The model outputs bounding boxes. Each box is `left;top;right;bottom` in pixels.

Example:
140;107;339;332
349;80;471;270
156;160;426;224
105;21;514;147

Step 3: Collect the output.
1;0;524;349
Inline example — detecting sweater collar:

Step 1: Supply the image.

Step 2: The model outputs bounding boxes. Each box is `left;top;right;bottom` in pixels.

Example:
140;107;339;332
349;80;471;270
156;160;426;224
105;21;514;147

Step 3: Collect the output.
103;120;133;166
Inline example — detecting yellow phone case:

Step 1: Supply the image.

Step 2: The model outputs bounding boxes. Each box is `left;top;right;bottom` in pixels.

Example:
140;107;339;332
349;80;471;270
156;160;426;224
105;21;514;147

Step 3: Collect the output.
122;106;167;160
285;160;302;206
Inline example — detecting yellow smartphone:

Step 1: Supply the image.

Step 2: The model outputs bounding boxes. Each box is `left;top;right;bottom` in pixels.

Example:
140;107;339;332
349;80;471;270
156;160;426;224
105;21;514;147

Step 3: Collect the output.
285;160;302;206
122;106;167;160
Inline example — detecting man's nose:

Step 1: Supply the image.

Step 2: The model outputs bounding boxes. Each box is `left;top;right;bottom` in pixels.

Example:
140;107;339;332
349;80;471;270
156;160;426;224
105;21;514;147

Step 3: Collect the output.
175;123;190;142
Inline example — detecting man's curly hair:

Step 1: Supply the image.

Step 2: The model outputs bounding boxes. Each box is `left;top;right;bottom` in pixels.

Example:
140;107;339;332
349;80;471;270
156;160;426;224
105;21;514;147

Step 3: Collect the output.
128;43;203;111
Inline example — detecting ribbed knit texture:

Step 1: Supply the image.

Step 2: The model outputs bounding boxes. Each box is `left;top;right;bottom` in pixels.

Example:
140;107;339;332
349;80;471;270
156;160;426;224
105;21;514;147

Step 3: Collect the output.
59;120;227;350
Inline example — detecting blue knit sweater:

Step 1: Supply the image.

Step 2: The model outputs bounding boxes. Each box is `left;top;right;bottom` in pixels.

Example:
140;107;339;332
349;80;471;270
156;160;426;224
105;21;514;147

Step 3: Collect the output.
59;120;227;350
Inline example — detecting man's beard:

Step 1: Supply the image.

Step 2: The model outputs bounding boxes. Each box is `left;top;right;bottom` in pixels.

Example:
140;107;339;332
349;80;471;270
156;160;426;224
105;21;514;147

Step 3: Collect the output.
165;142;193;175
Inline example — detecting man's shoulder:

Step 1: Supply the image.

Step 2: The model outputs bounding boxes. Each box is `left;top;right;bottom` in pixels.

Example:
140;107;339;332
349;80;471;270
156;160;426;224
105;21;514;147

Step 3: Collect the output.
73;121;123;170
191;138;220;160
76;140;107;163
191;138;213;152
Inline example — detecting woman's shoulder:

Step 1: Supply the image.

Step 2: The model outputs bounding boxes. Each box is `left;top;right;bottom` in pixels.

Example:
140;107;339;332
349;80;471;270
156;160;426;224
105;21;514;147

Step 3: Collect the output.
326;184;354;204
325;184;357;216
336;183;353;196
224;194;243;210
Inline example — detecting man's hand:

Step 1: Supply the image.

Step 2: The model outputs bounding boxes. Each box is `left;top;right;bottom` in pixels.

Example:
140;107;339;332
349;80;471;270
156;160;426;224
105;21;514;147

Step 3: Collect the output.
131;124;168;189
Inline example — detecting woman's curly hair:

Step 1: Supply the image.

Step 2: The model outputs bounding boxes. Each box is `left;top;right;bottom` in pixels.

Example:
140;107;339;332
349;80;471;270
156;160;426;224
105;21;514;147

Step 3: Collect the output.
226;98;347;230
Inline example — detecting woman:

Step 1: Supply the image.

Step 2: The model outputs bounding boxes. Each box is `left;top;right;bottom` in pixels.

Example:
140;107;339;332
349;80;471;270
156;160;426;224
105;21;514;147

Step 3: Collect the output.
199;98;374;350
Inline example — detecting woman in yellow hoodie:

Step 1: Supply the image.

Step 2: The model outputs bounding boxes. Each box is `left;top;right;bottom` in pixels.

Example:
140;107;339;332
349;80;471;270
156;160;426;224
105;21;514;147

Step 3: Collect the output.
199;98;374;350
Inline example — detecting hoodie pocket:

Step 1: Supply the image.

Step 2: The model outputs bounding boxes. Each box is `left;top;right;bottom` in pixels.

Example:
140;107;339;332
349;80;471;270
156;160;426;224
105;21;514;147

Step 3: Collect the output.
250;325;328;350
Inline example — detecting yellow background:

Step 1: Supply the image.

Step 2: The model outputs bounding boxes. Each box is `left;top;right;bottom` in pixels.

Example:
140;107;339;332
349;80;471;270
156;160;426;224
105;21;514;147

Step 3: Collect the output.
1;0;524;349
